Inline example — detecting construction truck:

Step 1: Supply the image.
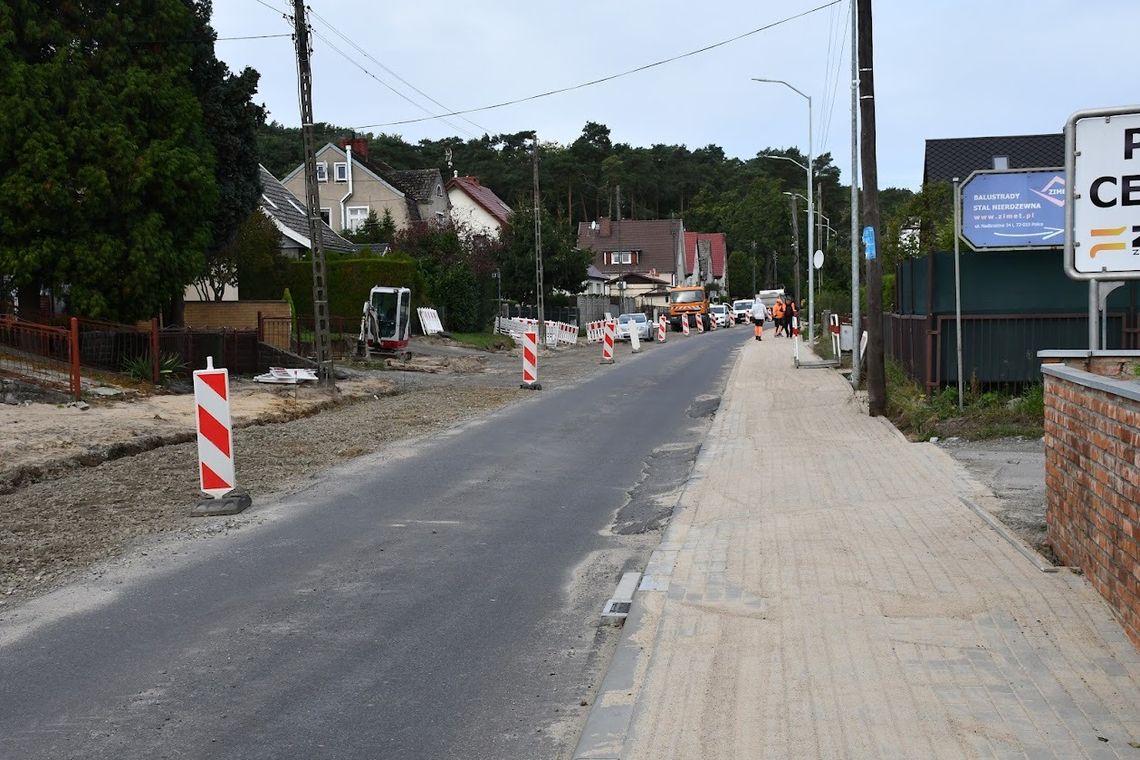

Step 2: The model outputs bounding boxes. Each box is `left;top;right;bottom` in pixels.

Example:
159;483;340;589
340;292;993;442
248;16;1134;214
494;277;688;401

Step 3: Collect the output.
357;285;412;360
667;285;709;332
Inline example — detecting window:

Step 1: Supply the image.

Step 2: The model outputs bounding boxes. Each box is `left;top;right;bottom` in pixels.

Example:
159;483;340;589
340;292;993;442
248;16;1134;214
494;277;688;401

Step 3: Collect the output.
436;183;443;197
319;208;331;225
346;206;370;232
316;162;328;182
334;162;348;183
992;155;1009;170
607;251;638;265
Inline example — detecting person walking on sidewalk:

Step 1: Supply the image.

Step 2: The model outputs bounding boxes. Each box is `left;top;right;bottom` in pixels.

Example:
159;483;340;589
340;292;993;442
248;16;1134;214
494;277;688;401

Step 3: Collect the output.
784;297;798;337
771;297;786;337
751;300;768;341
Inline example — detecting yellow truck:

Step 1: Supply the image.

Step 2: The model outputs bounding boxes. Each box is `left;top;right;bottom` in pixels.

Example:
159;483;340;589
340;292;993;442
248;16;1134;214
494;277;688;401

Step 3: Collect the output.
667;286;709;332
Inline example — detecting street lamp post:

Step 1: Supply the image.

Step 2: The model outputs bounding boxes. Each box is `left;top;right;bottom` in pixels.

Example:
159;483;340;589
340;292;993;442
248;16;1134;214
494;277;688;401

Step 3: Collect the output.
753;78;814;344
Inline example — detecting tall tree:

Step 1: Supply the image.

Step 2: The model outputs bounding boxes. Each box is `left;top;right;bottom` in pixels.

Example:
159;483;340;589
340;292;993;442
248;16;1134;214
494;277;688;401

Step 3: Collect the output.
184;0;266;257
0;0;220;321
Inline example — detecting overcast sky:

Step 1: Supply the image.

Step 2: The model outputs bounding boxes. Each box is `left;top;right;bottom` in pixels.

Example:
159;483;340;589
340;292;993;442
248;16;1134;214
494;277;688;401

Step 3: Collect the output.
213;0;1134;191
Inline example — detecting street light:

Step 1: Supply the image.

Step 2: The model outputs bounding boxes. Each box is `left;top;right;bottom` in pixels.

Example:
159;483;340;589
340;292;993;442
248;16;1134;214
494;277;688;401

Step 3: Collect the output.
758;153;808;173
752;77;815;344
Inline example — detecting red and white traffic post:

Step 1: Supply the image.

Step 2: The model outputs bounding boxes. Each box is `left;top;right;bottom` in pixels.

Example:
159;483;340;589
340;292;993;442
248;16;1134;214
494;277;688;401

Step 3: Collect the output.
657;315;667;343
696;313;704;333
192;357;250;515
681;314;690;336
520;330;541;390
600;320;616;364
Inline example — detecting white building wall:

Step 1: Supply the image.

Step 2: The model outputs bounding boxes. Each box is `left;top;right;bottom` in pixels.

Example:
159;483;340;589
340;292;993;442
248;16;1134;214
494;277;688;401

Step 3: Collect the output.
448;189;504;239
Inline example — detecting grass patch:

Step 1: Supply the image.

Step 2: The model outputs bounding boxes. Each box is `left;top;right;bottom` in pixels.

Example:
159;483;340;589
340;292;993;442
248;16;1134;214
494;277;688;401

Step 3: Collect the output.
886;360;1044;441
445;332;515;351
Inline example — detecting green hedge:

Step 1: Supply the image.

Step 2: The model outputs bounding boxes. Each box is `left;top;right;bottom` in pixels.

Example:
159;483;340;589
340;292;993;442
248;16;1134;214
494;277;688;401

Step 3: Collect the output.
285;258;426;320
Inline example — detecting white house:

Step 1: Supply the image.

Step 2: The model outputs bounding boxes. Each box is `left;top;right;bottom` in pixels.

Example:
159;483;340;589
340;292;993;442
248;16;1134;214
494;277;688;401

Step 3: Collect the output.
447;175;512;239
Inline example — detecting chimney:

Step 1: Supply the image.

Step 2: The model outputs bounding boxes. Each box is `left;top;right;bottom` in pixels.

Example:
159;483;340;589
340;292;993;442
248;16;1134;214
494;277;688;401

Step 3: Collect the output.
599;217;611;237
338;136;369;159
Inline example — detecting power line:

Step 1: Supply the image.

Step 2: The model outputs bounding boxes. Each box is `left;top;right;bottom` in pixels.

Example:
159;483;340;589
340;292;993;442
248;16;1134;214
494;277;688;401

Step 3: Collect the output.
250;0;289;17
309;28;479;139
353;0;843;129
217;33;292;41
308;9;490;135
820;0;850;151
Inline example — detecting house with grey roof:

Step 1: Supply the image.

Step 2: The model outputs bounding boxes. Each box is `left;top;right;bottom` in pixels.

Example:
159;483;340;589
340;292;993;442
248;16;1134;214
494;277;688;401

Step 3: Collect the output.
281;138;450;235
258;165;356;257
923;133;1063;184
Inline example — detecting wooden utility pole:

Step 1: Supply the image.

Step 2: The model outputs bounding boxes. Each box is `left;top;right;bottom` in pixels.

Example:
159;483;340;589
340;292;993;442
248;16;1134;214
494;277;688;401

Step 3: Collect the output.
858;0;885;415
532;137;545;344
291;0;334;387
789;194;801;303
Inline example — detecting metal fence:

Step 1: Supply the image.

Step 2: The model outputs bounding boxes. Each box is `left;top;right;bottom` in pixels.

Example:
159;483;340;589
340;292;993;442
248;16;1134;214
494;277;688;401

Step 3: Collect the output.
885;311;1139;394
504;304;582;325
259;315;358;360
70;317;160;382
0;316;80;398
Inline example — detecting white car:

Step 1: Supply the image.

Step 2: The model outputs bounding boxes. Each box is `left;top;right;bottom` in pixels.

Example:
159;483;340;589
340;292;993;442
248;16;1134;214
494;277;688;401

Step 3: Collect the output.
708;303;730;328
731;299;753;324
615;313;651;341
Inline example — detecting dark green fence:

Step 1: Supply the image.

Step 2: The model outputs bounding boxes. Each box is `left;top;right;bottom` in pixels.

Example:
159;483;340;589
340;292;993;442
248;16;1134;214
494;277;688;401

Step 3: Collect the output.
890;250;1140;391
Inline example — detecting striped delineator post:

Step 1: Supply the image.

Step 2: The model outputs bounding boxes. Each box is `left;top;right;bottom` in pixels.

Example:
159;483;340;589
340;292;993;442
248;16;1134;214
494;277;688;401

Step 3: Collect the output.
630;321;641;353
681;314;690;336
657;315;667;343
194;357;235;498
600;320;616;364
696;313;704;333
520;330;541;390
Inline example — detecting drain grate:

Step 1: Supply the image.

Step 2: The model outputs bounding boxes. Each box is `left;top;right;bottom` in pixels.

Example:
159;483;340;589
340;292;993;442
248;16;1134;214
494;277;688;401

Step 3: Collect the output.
608;601;632;614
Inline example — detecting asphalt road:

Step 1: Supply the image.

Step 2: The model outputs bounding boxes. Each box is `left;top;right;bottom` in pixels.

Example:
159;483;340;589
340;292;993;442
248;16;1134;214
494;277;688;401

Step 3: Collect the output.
0;326;749;760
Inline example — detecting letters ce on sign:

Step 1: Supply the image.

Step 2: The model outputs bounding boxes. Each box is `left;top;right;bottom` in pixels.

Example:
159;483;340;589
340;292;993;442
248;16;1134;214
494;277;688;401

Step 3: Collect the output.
1064;105;1140;279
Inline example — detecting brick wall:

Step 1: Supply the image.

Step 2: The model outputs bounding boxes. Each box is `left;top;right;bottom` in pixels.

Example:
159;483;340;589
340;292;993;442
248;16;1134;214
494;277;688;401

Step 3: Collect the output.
183;300;289;330
1043;363;1140;649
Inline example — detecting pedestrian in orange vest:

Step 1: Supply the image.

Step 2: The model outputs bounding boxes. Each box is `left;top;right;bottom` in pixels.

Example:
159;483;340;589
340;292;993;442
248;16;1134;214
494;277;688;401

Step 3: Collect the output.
772;298;786;337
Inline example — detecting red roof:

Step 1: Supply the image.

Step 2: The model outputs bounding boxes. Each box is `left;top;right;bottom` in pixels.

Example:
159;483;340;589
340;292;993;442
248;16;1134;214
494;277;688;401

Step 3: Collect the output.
446;176;512;227
683;232;726;278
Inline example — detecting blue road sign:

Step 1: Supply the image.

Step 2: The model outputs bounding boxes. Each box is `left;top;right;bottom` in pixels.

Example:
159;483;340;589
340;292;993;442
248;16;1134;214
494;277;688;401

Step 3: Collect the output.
862;226;877;260
959;169;1066;249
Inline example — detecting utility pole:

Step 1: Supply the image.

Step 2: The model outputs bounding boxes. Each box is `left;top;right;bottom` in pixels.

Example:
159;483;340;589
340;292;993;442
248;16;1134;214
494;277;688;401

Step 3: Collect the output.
788;193;801;303
849;0;861;389
532;136;545;345
291;0;334;388
858;0;885;415
750;241;757;294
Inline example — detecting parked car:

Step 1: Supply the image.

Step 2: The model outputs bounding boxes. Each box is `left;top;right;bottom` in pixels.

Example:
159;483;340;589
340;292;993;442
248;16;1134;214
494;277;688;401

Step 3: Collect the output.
732;299;754;323
709;303;730;328
615;312;651;341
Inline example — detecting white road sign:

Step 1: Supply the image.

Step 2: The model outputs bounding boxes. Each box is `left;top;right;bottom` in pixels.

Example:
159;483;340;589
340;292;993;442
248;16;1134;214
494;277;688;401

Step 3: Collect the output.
1065;106;1140;279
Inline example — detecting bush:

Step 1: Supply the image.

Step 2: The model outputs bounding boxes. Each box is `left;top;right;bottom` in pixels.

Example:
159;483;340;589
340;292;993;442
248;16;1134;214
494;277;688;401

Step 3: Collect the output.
285;258;426;320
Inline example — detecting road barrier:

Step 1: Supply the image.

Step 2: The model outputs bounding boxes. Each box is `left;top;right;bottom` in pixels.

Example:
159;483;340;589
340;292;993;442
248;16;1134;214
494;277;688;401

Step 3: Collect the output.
600;321;615;364
520;330;540;390
830;313;841;357
586;320;606;343
682;314;690;336
193;356;236;498
417;307;445;335
630;321;641;353
657;315;667;343
710;314;718;331
496;317;577;347
696;314;704;333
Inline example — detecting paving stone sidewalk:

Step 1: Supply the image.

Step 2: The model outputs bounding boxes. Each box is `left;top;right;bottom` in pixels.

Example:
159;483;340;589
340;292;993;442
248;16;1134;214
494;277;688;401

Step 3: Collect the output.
576;336;1140;759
